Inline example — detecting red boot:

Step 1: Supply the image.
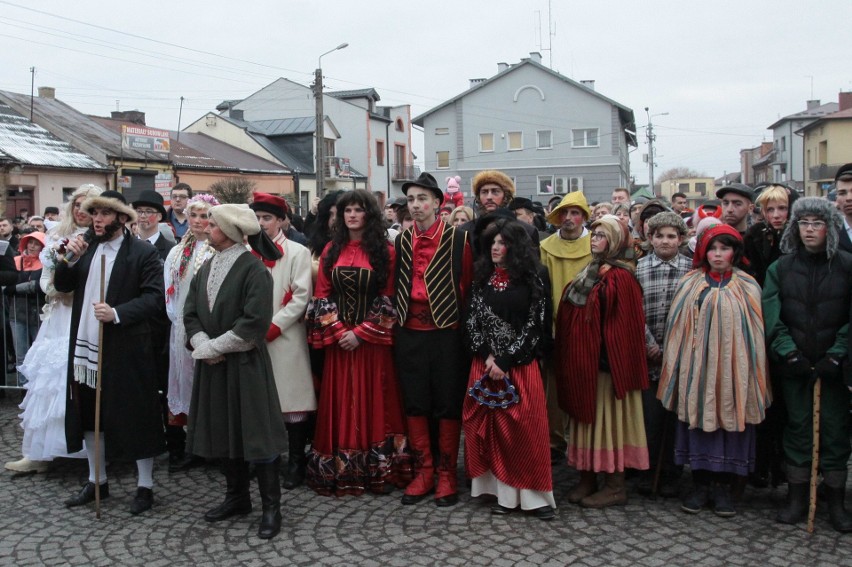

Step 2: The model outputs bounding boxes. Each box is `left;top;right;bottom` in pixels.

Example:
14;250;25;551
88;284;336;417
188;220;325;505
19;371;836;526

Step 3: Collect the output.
401;416;434;505
435;419;461;507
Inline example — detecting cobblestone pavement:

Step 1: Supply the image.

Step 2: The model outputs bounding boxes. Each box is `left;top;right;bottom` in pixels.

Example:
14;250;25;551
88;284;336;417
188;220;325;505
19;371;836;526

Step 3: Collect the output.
1;395;851;566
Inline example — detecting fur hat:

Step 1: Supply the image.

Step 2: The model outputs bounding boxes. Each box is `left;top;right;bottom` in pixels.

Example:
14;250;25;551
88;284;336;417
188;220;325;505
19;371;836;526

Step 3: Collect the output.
250;192;288;219
546;192;591;225
82;190;137;224
780;197;843;258
209;203;261;244
472;170;515;201
646;211;687;236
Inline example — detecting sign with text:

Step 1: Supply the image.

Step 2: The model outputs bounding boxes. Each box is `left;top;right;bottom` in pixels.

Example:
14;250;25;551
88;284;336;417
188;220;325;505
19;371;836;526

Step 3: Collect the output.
121;125;171;153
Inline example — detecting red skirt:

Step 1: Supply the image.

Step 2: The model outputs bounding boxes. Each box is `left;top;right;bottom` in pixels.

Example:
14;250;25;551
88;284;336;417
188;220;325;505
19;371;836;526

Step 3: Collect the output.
307;340;413;496
463;357;552;493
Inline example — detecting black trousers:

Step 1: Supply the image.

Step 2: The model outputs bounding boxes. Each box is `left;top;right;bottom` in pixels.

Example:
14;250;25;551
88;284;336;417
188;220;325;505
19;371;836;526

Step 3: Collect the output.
395;326;470;420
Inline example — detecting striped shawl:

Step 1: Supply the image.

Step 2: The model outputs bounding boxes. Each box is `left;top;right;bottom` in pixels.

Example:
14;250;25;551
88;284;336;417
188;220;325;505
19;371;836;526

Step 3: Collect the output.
657;268;771;432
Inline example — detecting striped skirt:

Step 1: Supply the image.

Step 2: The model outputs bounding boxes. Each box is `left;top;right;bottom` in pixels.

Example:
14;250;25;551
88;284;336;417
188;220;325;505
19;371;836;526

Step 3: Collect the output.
567;371;649;473
463;357;552;493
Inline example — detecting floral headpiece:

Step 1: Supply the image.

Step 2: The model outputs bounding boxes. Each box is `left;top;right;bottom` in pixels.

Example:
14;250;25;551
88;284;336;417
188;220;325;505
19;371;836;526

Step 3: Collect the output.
187;193;220;209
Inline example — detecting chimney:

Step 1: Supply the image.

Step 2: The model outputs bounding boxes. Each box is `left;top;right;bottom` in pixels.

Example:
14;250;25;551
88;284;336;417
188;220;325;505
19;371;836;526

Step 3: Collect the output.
580;80;596;91
840;92;852;112
37;86;55;99
469;78;486;89
229;108;244;121
806;99;821;110
529;52;542;64
497;62;509;73
111;110;146;125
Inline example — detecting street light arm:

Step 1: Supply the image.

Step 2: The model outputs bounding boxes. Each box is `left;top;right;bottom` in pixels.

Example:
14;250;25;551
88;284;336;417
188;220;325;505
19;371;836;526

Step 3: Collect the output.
318;42;349;69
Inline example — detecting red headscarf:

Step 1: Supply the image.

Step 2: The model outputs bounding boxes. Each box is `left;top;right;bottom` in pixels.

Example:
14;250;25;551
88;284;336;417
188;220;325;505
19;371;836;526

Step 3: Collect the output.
692;223;743;269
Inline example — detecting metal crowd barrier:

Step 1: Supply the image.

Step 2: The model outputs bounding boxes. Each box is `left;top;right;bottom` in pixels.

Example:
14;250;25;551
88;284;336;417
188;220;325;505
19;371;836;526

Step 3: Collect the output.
0;291;45;392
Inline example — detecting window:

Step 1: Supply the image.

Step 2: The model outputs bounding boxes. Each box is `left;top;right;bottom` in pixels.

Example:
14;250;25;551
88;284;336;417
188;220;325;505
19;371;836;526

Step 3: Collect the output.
537;130;552;149
678;183;689;192
376;140;385;166
572;128;599;148
435;127;449;135
547;176;583;195
781;136;786;151
436;151;450;169
508;131;523;151
479;133;494;153
695;182;707;194
395;118;404;132
537;175;554;195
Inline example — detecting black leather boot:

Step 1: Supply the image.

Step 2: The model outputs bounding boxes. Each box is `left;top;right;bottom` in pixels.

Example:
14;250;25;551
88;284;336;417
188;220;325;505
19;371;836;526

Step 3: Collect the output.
823;470;852;533
204;459;252;522
282;422;308;490
255;457;282;539
776;466;810;525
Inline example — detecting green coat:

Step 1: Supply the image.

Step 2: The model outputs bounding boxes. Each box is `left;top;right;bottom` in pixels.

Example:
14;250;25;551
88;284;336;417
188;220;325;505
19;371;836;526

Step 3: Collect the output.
185;250;287;461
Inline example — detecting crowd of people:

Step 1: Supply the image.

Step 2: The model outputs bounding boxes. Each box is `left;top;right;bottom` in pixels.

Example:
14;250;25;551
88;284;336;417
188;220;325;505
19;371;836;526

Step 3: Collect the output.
3;163;852;539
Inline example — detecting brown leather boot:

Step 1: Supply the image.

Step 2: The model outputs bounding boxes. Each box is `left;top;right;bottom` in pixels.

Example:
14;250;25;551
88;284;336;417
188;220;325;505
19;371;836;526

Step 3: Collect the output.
580;472;627;508
567;471;598;504
401;417;434;505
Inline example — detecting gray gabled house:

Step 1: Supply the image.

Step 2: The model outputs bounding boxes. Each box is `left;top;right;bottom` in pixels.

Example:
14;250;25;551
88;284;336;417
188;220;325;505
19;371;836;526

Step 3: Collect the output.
413;53;636;205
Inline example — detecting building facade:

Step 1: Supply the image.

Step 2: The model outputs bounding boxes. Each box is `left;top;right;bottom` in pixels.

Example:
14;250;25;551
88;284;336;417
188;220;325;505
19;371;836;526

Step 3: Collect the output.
413;53;636;205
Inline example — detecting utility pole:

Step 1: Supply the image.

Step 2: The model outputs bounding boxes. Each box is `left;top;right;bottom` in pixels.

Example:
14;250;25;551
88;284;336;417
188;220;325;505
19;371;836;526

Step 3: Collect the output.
645;107;668;190
314;67;325;198
176;96;184;142
314;43;348;198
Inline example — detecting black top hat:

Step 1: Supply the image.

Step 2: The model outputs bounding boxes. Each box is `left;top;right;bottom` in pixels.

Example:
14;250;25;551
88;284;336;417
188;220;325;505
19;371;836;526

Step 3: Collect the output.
716;183;755;202
401;172;443;201
132;190;167;218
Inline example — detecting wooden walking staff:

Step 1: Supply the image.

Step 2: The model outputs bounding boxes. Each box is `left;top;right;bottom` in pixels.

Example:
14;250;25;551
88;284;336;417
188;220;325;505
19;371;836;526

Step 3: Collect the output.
807;376;822;534
93;254;106;519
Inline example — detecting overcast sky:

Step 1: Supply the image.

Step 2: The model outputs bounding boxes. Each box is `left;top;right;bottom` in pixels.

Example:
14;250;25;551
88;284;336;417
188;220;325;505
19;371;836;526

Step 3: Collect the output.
1;0;850;185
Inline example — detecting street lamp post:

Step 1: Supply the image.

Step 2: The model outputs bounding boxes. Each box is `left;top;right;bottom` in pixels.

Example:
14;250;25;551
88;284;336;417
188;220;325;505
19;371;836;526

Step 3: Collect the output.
315;42;348;197
645;107;668;191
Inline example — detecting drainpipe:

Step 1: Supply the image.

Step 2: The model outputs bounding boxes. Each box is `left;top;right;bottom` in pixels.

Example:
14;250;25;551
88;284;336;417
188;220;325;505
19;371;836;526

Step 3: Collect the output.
386;119;392;199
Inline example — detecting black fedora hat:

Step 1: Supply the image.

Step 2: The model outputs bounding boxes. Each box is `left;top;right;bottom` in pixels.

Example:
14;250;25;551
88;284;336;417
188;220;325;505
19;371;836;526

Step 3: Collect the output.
401;172;443;201
132;189;167;218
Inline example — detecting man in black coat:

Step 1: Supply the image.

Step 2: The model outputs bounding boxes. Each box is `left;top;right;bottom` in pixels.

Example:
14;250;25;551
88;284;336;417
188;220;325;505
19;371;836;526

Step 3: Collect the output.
132;191;189;471
55;191;165;516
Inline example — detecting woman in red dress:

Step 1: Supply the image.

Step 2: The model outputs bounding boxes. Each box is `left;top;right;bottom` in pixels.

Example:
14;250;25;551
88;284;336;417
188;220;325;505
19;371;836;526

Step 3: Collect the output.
306;190;412;495
463;219;555;520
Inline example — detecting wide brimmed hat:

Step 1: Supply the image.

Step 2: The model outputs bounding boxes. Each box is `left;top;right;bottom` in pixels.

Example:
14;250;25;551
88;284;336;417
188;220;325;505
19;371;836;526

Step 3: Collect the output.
209;204;261;244
18;230;46;254
250;192;289;219
546;192;591;225
402;172;443;201
82;190;137;224
132;190;167;219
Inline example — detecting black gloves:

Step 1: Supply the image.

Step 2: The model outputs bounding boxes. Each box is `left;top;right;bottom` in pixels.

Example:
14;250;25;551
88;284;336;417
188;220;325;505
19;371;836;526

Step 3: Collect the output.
814;355;843;381
785;351;812;379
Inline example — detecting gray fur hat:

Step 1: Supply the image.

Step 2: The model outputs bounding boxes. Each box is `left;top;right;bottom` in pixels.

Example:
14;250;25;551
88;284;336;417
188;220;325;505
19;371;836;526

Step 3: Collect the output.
780;197;843;258
646;211;687;236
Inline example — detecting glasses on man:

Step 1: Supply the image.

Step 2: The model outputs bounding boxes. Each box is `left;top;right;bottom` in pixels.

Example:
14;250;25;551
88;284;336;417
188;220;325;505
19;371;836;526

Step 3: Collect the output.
135;209;159;217
797;220;826;230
